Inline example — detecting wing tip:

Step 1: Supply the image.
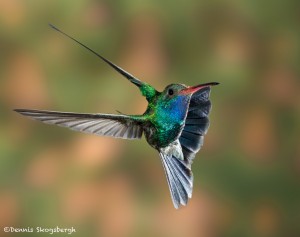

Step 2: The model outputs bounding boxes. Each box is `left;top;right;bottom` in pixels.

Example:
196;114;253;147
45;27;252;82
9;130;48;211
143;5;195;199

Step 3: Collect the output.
14;109;43;117
14;109;30;115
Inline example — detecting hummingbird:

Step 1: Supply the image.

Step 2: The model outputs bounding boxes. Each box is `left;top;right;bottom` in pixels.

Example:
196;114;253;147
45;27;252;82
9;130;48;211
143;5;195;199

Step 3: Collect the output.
14;24;219;209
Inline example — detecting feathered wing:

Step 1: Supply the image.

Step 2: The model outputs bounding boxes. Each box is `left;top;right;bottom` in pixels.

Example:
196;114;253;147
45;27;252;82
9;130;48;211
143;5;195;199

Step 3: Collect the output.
14;109;143;139
179;87;212;165
159;140;193;209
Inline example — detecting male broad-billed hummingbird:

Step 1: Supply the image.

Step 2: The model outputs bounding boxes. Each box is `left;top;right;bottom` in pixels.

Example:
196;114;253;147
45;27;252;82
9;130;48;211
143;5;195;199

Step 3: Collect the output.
14;24;219;209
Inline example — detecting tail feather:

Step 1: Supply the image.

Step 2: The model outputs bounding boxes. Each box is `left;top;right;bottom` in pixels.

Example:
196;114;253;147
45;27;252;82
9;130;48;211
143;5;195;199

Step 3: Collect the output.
159;152;193;209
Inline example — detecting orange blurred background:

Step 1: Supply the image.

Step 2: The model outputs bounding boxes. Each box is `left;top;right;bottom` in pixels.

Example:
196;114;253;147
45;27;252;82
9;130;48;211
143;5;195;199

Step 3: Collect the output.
1;1;300;236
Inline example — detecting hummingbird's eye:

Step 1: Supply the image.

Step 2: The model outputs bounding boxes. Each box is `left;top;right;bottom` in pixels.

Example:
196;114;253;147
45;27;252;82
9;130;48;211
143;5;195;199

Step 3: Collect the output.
168;89;174;96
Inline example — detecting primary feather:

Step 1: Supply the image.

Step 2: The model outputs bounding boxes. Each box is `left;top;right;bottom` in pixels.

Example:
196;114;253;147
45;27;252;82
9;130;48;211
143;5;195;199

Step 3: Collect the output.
179;87;212;164
14;109;143;140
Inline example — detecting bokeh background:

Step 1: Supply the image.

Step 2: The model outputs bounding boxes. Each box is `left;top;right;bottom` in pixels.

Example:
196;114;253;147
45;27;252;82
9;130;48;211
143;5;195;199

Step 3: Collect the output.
1;0;300;236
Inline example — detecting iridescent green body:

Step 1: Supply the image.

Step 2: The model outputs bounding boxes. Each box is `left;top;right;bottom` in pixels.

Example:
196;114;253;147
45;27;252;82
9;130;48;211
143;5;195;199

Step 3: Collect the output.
138;84;192;148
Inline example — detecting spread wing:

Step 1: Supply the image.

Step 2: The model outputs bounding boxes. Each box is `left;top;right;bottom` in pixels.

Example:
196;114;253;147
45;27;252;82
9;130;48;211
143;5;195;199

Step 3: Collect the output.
179;87;212;165
14;109;143;139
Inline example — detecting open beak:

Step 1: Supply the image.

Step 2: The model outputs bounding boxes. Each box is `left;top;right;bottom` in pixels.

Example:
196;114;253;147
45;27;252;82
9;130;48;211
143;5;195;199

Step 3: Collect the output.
180;82;219;95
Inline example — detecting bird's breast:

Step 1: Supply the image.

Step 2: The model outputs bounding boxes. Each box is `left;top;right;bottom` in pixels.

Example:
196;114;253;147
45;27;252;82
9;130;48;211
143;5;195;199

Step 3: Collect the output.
144;122;183;149
146;112;187;148
144;95;191;149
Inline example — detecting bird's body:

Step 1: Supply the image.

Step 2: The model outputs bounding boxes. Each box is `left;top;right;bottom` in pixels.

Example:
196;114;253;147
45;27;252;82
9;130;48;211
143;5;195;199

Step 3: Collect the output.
143;84;190;149
15;25;218;209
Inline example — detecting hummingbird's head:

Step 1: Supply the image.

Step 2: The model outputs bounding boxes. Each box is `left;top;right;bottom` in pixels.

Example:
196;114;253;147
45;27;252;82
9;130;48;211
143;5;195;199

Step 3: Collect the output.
162;84;188;100
155;82;218;124
162;82;219;99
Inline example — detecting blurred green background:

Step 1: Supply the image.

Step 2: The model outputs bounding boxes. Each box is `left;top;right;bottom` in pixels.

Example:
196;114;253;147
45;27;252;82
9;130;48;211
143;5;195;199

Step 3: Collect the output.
1;0;300;237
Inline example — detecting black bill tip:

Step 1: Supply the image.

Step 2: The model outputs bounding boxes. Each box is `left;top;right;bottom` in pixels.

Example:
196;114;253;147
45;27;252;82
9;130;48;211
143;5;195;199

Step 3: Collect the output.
207;82;220;86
